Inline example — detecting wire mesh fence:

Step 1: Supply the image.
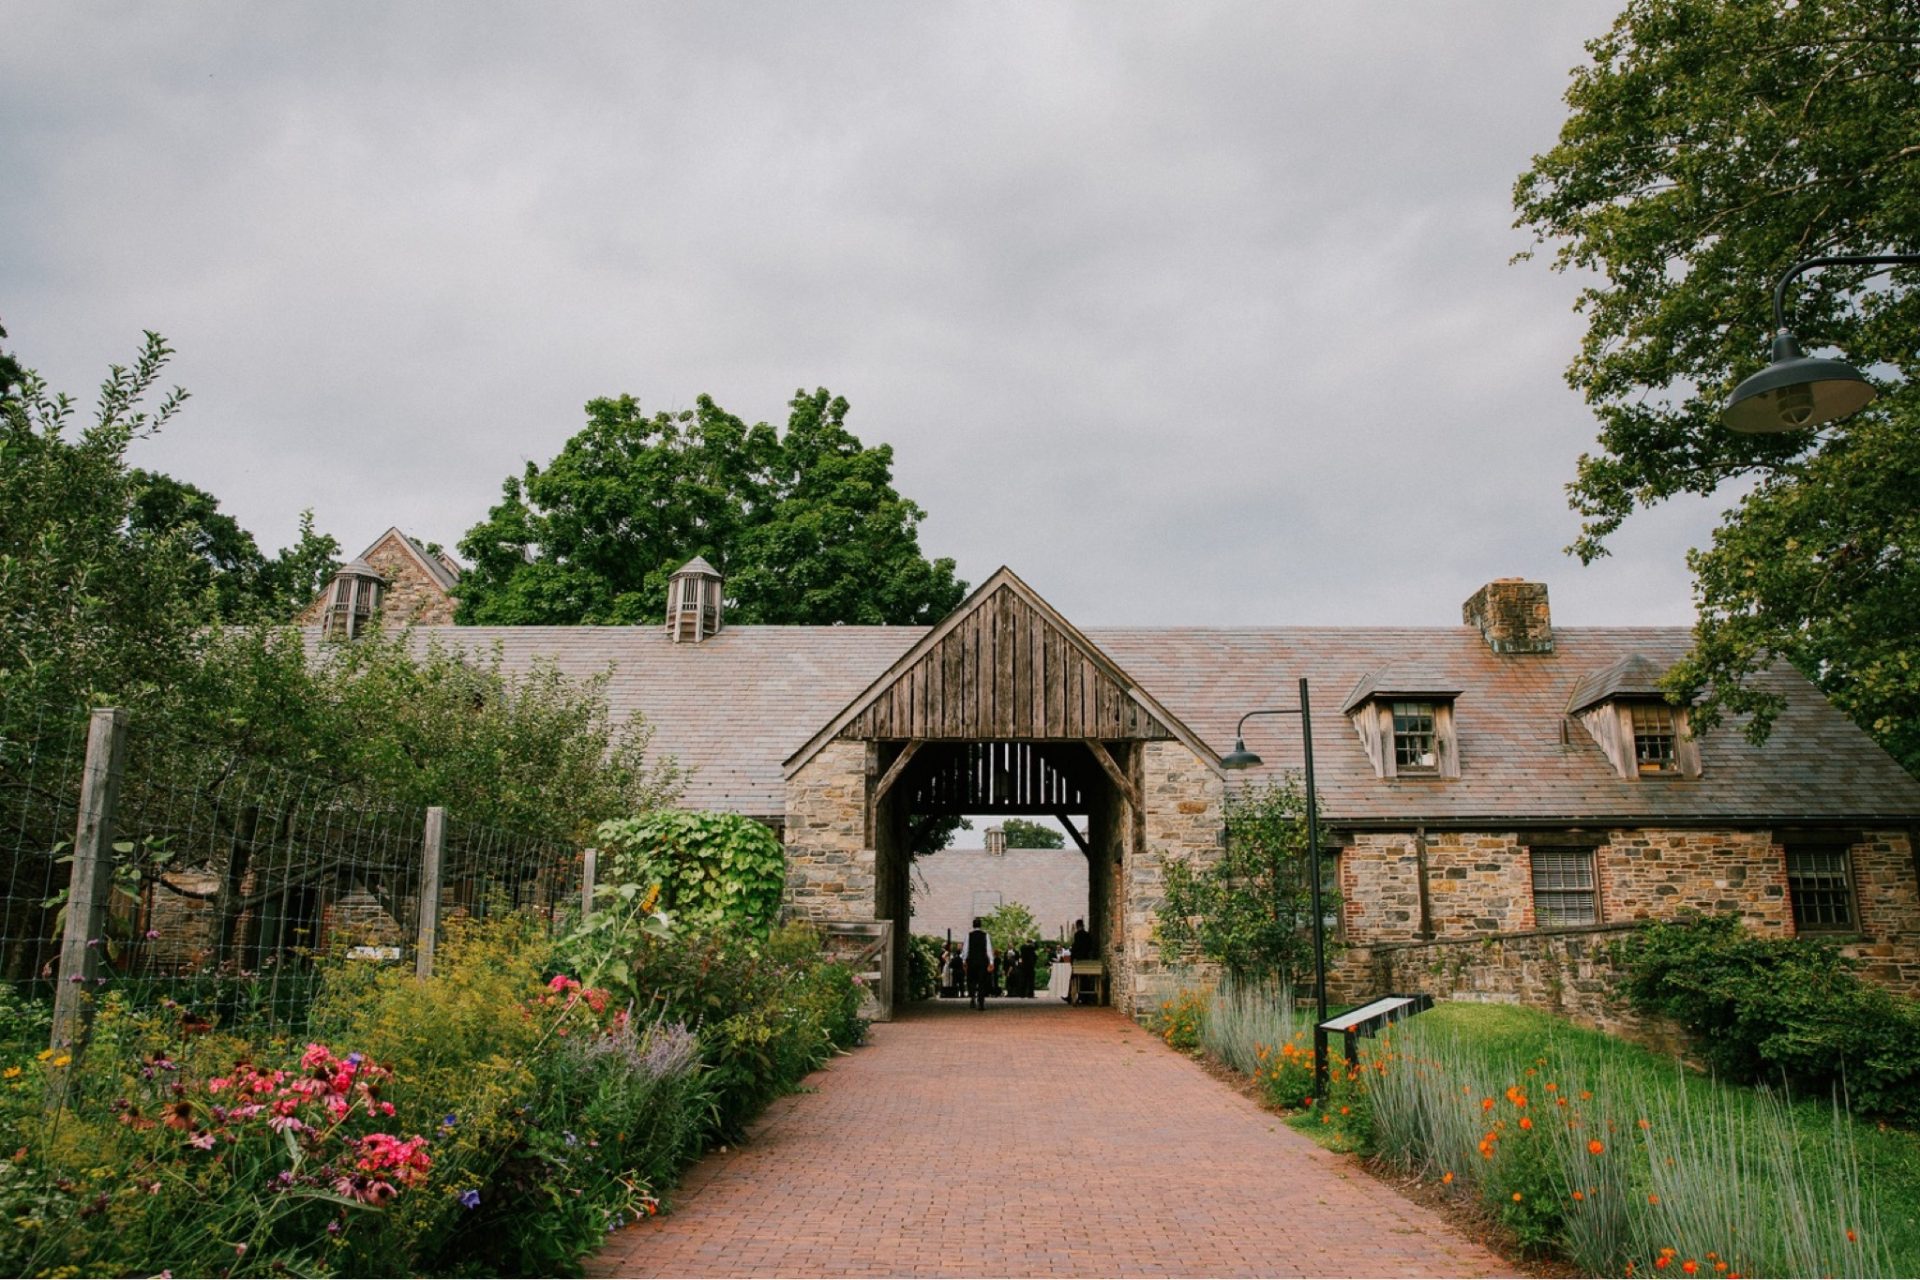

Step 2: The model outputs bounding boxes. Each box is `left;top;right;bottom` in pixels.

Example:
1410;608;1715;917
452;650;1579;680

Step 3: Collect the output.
1;698;585;1065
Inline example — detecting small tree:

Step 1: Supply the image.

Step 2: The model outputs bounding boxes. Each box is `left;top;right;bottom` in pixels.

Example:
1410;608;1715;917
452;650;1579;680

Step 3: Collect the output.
978;899;1040;955
1154;775;1337;987
999;818;1065;849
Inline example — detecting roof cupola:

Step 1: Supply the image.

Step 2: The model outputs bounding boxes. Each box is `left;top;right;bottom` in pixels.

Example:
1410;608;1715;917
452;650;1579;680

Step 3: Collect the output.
666;556;725;643
321;559;386;640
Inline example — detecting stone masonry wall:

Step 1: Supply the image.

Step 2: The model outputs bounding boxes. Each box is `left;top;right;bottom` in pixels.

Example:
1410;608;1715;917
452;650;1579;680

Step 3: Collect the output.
296;532;457;627
782;742;875;923
1122;741;1223;1014
1332;826;1920;1001
1357;925;1691;1056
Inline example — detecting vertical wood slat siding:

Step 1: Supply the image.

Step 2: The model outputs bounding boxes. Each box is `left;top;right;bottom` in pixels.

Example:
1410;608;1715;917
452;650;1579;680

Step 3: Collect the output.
834;584;1174;744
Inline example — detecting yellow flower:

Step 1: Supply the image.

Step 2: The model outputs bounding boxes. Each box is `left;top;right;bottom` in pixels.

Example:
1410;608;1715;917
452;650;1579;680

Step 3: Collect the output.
51;1055;70;1069
1;1068;18;1080
35;1049;53;1062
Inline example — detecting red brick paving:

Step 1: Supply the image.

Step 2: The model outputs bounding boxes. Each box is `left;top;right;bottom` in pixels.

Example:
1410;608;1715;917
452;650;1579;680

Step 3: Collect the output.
588;998;1511;1278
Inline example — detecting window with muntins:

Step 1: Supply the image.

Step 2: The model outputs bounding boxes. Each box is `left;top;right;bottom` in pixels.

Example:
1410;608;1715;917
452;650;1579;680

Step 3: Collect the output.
1630;703;1677;774
1392;701;1438;772
1530;848;1597;926
1786;846;1854;932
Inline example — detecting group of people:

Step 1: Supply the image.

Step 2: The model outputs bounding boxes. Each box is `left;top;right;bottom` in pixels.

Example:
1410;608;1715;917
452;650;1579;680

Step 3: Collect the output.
938;918;1097;1011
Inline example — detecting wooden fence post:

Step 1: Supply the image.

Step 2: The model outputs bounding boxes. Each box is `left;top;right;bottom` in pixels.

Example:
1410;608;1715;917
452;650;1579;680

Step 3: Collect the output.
47;707;129;1106
415;807;445;979
581;846;598;918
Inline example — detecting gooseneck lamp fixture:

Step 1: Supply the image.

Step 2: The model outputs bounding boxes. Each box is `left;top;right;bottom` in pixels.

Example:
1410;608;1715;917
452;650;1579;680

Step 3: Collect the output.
1722;253;1920;434
1221;677;1329;1095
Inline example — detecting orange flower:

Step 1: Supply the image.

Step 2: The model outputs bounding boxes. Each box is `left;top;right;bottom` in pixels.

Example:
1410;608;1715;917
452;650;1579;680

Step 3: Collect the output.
1572;1190;1585;1202
1512;1192;1523;1203
1847;1230;1858;1243
1545;1082;1557;1092
1320;1113;1331;1125
1648;1194;1660;1205
1714;1265;1727;1274
1580;1089;1592;1100
1638;1118;1651;1130
1519;1117;1533;1130
1654;1257;1669;1270
1482;1097;1495;1112
1340;1106;1350;1116
1589;1140;1606;1155
1682;1261;1697;1275
1625;1263;1636;1277
1441;1172;1454;1185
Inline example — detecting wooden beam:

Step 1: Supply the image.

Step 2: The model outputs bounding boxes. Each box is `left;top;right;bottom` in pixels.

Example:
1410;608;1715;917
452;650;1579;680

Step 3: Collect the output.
1082;739;1139;810
1056;812;1094;858
873;739;925;805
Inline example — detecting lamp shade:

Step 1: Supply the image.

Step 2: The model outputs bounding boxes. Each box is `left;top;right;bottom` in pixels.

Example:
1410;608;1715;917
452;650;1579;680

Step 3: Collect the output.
1722;331;1876;433
1221;739;1263;770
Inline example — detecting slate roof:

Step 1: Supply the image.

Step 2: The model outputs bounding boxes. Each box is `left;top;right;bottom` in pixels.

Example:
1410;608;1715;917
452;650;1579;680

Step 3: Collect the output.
371;620;1920;826
1565;653;1669;714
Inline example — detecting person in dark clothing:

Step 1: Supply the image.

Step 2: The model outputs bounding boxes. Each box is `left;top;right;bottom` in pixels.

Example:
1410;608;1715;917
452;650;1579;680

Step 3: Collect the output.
1070;919;1096;961
1018;941;1039;997
962;917;994;1011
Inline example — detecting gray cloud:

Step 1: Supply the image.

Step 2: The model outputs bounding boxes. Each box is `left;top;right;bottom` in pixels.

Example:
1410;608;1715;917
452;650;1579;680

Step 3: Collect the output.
1;2;1722;630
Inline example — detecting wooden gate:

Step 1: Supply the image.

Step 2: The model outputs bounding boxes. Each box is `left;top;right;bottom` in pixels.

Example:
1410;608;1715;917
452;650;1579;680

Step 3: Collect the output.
823;920;894;1022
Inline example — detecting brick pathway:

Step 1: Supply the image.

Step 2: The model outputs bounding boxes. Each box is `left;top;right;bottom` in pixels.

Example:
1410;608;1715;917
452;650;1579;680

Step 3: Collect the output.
588;998;1510;1278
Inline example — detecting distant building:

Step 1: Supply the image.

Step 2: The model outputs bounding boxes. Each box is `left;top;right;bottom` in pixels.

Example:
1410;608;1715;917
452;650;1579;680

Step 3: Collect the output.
295;528;460;634
911;827;1089;943
304;559;1920;1022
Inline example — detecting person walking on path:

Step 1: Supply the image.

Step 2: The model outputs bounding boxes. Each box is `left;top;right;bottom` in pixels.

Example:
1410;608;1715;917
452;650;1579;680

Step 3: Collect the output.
962;917;994;1011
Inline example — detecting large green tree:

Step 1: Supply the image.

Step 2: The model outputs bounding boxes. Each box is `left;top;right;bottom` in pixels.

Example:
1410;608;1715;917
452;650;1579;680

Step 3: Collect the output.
1514;0;1920;773
455;388;966;626
1000;818;1065;849
128;471;341;621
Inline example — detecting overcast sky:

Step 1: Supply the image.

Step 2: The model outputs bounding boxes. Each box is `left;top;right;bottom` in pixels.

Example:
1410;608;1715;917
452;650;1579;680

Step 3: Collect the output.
2;2;1730;629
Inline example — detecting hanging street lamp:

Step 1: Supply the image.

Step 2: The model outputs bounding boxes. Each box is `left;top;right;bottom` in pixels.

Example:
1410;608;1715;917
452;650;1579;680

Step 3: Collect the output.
1221;677;1330;1095
1722;253;1920;434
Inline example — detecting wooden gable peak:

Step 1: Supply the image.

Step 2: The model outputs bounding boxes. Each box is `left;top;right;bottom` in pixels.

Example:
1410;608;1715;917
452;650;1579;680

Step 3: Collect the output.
782;566;1220;775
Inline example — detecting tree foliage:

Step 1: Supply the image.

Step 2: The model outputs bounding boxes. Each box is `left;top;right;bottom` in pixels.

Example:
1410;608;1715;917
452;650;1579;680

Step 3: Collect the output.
1514;0;1920;772
128;471;340;621
978;899;1041;955
1154;776;1337;987
999;818;1065;849
455;388;966;627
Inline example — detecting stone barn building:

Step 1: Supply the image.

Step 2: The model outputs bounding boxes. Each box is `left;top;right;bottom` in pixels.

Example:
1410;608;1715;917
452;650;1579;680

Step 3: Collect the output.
312;557;1920;1020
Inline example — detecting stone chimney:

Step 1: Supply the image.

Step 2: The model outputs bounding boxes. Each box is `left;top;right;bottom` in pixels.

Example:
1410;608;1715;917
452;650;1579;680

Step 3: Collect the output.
985;826;1006;856
666;557;725;643
1463;579;1553;654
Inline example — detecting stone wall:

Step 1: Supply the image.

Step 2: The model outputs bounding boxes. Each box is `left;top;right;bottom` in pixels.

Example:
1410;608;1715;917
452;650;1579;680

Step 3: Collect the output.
1356;924;1690;1055
782;741;875;922
1332;826;1920;1000
296;531;457;628
1120;740;1224;1013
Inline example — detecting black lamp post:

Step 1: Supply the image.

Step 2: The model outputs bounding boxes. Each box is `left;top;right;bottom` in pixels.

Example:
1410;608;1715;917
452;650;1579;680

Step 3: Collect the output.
1722;253;1920;434
1220;676;1329;1095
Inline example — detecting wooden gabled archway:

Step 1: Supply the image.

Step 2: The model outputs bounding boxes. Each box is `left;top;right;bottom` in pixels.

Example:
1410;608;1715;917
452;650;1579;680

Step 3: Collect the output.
784;567;1219;1001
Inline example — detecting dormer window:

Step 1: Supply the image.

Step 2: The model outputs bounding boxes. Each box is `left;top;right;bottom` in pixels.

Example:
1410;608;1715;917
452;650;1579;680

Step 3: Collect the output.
1630;703;1678;775
1567;654;1701;780
1344;670;1461;779
1392;702;1439;772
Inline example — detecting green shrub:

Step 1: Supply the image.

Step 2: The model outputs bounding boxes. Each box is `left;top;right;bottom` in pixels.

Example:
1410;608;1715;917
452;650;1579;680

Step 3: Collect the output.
907;933;944;1002
1615;915;1920;1123
596;810;786;935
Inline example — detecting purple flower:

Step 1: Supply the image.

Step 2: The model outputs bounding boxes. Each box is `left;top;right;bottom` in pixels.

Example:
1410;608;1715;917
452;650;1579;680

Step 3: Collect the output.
145;929;160;940
440;1113;458;1131
346;1052;365;1067
458;1188;481;1210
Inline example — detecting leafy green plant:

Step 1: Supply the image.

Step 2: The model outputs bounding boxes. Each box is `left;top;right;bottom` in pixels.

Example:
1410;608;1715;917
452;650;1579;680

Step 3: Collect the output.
596;810;785;936
977;899;1040;955
1155;775;1338;986
906;933;943;1003
1615;915;1920;1122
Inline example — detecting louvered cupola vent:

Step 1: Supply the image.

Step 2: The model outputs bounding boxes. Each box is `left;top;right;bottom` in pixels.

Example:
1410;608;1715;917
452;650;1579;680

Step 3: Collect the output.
322;560;386;641
666;557;725;643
